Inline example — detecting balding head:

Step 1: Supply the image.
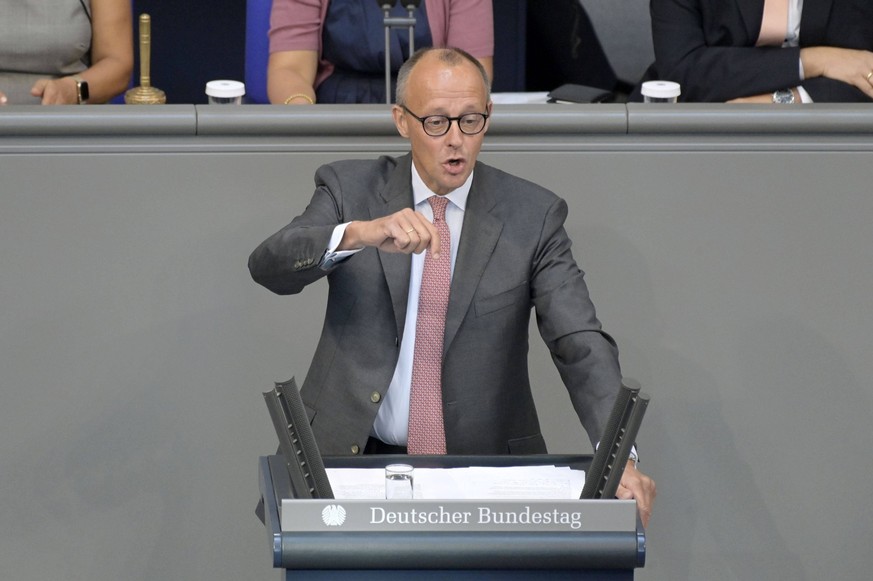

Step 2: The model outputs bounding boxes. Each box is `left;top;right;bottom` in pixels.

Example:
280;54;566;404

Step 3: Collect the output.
395;47;491;107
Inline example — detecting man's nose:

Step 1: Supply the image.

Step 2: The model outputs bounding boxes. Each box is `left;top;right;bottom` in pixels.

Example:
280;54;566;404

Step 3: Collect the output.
444;120;465;143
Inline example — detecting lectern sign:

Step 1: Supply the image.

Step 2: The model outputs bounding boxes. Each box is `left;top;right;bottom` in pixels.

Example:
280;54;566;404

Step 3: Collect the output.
281;499;637;533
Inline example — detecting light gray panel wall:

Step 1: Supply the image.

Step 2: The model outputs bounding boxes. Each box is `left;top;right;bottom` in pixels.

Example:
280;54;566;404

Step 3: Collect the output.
0;152;286;580
479;149;873;580
2;107;873;581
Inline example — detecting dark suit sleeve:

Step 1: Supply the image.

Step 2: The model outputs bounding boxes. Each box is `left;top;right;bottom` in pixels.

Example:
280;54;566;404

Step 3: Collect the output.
802;77;872;103
531;198;623;448
651;0;802;102
801;0;873;102
652;0;873;103
248;164;346;295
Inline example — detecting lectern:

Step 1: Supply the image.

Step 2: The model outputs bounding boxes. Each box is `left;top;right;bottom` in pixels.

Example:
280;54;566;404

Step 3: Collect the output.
259;454;646;580
259;378;647;578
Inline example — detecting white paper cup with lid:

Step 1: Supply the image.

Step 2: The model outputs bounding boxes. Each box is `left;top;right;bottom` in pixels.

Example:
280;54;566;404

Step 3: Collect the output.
641;80;681;103
205;80;246;105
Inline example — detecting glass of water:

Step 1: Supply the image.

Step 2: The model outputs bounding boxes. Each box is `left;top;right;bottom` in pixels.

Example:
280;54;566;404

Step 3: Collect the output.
385;464;414;499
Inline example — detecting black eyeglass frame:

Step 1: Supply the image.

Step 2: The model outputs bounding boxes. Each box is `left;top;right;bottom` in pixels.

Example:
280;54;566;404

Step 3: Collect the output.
400;105;490;137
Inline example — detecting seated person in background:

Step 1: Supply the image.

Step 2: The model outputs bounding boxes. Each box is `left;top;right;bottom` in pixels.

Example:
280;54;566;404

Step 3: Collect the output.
267;0;493;104
643;0;873;102
0;0;133;105
250;46;655;526
526;0;619;96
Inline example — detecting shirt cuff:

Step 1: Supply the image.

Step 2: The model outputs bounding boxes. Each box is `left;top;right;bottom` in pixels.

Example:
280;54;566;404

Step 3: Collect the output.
319;222;362;269
594;441;640;466
796;86;813;103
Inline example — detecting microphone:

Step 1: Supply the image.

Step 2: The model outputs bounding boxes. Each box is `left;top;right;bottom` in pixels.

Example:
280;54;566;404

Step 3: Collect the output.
374;1;421;9
377;0;419;104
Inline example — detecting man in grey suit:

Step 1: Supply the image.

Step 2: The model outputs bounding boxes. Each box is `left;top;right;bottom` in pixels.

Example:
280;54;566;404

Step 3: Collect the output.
249;47;655;523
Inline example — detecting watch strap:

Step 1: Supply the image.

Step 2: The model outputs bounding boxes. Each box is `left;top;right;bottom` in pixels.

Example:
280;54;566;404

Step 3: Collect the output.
73;75;89;104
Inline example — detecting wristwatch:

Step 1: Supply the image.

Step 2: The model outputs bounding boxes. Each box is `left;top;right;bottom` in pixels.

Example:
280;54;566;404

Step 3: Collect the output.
772;89;795;104
73;75;89;104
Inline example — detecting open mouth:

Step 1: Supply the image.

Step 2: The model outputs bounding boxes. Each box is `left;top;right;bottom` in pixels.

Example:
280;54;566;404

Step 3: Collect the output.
445;157;465;171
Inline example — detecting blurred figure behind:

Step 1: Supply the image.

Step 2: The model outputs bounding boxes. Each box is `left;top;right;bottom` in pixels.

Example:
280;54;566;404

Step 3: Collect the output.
267;0;493;104
640;0;873;103
0;0;133;105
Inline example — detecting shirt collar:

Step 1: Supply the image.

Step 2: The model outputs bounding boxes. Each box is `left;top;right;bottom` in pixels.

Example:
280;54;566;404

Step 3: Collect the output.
410;161;472;212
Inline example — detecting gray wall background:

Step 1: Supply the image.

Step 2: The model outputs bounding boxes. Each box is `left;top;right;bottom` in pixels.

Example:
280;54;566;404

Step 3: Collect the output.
1;105;872;580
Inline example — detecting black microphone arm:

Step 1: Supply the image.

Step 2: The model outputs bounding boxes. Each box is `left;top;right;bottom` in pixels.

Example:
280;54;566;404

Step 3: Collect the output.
377;0;419;103
374;1;421;8
263;377;333;500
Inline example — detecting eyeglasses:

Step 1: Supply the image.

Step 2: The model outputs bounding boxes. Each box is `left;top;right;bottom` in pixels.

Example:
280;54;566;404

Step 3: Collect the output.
401;105;489;137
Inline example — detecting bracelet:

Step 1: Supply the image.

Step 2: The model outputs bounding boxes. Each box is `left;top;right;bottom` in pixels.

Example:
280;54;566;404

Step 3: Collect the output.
284;93;315;105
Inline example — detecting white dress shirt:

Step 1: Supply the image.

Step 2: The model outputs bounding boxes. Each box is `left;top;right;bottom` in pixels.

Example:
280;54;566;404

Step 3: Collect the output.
787;0;813;102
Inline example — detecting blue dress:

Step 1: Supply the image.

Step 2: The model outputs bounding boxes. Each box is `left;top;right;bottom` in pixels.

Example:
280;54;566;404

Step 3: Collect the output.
318;0;433;104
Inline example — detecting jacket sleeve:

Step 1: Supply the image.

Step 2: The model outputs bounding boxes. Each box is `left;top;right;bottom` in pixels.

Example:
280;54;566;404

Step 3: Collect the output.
248;164;346;295
651;0;802;102
531;197;623;448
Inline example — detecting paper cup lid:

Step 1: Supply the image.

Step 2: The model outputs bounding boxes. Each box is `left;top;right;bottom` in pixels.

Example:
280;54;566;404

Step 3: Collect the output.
205;80;246;98
641;80;681;99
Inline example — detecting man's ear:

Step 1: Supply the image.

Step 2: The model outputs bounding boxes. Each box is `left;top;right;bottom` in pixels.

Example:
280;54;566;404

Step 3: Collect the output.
483;100;493;131
392;105;409;138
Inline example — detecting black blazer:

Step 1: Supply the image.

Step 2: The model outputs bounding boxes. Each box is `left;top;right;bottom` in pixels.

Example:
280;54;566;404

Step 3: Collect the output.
249;155;622;456
647;0;873;102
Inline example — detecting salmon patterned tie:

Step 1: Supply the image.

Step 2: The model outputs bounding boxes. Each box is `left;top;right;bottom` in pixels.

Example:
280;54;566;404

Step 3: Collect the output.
407;195;450;455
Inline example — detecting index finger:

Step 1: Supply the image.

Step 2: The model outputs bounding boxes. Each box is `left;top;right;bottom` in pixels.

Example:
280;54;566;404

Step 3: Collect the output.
412;213;442;258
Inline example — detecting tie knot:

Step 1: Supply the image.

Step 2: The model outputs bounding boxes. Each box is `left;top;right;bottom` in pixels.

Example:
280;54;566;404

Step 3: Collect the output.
428;195;449;222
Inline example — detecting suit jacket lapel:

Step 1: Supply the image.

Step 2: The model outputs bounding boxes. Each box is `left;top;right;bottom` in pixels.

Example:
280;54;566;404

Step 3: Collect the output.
736;0;765;43
443;164;503;353
799;0;833;45
372;154;414;338
735;0;831;46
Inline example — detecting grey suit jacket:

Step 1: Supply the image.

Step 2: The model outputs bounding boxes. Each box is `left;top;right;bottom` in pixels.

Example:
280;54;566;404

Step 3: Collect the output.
249;154;622;456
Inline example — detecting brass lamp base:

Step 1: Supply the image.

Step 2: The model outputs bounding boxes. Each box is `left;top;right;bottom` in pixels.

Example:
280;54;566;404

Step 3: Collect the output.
125;14;166;105
124;86;166;105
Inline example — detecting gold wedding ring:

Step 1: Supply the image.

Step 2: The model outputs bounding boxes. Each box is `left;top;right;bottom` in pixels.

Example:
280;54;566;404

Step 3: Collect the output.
405;228;416;234
867;71;873;82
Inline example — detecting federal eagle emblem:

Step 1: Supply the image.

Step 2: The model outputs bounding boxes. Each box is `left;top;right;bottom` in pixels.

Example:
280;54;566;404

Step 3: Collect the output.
321;504;347;527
